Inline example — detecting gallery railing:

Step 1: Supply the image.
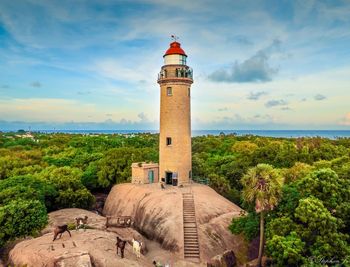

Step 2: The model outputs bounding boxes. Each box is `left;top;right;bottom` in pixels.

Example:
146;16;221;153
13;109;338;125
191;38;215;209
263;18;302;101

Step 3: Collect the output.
158;67;193;81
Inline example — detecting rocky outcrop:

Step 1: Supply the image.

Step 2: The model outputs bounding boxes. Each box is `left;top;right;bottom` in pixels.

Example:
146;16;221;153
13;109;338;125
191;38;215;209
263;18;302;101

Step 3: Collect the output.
106;227;149;255
54;251;92;267
42;208;107;235
103;183;247;264
9;184;248;266
9;229;151;267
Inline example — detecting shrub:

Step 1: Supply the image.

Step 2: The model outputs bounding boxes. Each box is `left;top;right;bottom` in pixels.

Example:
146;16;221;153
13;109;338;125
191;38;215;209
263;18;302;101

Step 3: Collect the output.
229;212;259;241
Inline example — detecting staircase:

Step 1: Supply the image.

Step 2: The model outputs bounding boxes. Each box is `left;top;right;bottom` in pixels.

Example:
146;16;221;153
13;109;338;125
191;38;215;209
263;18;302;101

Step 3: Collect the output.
182;192;200;261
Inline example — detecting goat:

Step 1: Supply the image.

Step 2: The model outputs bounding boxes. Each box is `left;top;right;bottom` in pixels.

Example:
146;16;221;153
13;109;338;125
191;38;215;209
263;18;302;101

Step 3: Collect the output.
160;182;165;189
116;236;127;258
132;238;142;258
75;215;88;231
53;224;71;241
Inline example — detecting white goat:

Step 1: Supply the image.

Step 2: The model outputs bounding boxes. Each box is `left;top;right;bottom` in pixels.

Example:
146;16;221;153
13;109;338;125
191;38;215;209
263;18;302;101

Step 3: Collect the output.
132;238;142;258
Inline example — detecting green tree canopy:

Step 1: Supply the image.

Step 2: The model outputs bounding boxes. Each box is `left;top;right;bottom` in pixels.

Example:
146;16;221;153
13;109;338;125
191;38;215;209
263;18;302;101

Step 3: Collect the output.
0;199;48;247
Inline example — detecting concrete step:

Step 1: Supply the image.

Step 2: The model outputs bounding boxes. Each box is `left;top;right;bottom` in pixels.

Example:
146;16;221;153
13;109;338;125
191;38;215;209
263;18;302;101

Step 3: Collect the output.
184;246;199;249
184;235;198;238
185;242;199;245
185;255;200;259
184;248;200;252
184;243;199;246
184;244;199;246
184;233;198;236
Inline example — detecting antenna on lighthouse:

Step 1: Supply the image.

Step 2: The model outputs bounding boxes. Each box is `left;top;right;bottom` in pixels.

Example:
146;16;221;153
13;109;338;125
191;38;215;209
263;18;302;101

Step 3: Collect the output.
171;35;179;42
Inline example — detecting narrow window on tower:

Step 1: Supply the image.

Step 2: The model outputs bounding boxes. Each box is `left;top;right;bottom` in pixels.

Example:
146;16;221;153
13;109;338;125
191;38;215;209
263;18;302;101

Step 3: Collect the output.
166;137;172;146
167;87;172;96
188;88;190;97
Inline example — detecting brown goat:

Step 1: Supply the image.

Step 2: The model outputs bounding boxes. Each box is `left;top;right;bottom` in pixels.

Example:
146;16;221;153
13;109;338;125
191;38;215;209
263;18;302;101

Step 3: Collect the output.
75;215;88;231
116;236;127;258
53;224;71;241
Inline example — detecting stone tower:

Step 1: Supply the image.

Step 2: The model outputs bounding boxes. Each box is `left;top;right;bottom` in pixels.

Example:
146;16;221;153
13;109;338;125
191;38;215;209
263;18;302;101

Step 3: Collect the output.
158;39;193;186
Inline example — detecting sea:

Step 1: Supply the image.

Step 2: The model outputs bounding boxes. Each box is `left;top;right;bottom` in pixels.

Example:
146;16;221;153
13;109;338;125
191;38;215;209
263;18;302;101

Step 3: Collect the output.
35;130;350;139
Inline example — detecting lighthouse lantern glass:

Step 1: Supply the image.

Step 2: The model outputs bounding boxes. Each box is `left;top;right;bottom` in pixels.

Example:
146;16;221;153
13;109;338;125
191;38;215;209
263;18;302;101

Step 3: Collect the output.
164;54;187;65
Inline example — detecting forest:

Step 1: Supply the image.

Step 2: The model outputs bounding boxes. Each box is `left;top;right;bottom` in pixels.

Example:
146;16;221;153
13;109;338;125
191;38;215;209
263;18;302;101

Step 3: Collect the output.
0;131;349;266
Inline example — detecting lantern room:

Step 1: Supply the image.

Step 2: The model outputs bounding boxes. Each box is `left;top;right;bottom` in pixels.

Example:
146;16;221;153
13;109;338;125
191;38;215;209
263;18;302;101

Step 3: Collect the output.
163;41;187;65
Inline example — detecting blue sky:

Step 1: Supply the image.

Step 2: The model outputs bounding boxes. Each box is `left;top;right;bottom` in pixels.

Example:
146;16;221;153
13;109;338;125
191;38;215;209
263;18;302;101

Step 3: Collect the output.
0;0;350;130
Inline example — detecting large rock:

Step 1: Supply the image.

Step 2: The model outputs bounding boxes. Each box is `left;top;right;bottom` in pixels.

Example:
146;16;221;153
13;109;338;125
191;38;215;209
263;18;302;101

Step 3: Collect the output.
54;251;92;267
103;183;247;264
9;229;151;267
107;227;149;255
42;208;107;235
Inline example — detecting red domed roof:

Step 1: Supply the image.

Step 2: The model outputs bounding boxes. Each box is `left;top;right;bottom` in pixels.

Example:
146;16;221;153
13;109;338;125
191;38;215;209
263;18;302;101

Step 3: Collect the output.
164;41;187;57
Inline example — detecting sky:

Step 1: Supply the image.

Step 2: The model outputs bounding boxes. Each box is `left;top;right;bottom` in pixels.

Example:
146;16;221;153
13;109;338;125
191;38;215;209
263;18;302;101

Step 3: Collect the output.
0;0;350;130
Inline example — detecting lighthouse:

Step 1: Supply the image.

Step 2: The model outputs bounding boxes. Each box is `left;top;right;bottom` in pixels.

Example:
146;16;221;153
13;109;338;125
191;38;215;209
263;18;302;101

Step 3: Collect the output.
158;38;193;186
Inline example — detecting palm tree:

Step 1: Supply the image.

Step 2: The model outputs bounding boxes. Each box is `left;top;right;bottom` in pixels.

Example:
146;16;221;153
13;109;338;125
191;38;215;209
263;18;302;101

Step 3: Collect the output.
241;164;283;267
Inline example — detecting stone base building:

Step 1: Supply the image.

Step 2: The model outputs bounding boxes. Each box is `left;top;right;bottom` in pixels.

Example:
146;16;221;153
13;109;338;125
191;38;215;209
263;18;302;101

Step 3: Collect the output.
131;162;159;184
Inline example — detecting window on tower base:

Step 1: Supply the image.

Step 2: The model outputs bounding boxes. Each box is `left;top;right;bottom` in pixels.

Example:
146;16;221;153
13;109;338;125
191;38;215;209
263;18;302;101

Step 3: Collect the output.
166;137;172;146
167;87;172;96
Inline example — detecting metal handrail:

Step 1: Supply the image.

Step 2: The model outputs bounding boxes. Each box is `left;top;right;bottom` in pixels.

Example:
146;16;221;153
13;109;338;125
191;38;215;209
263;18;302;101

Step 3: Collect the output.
158;67;193;80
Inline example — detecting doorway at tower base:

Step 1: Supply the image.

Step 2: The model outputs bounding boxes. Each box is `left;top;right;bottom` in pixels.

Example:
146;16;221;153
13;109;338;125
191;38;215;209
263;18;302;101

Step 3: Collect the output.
131;162;189;186
131;162;159;184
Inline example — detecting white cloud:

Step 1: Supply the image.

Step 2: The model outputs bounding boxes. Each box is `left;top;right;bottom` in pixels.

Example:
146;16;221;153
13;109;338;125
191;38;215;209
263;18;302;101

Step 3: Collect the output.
340;112;350;126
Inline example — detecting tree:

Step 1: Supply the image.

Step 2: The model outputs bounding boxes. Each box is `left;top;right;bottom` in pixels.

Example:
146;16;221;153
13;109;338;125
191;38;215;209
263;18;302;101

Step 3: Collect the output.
266;232;305;266
38;166;95;209
97;147;156;188
0;199;48;247
229;212;259;241
282;162;313;184
298;168;348;210
265;169;350;265
0;175;57;210
241;164;283;267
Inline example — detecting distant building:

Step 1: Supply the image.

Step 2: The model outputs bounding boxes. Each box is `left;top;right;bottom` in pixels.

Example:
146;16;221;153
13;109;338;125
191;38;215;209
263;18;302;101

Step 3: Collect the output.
131;38;193;186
